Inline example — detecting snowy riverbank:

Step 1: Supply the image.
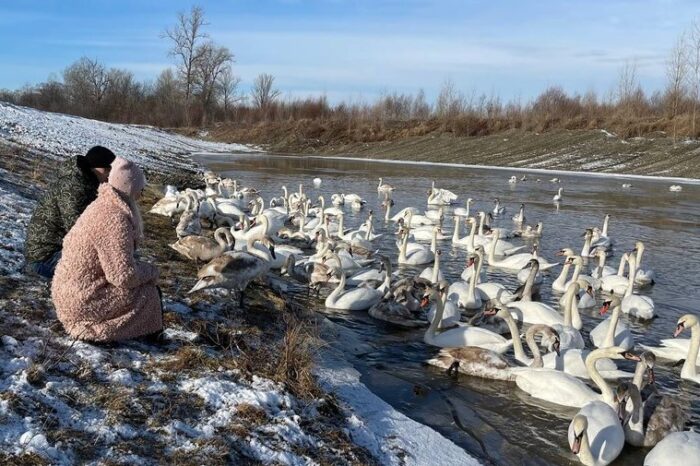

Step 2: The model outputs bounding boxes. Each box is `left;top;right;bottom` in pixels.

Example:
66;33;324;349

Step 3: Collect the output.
0;104;479;465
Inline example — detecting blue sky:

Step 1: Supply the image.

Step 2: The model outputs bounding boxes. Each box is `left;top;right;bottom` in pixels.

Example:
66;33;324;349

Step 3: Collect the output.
1;0;699;103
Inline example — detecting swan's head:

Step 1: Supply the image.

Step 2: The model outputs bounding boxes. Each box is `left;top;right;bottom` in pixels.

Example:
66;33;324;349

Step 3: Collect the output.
675;314;699;337
493;198;500;204
582;228;593;238
466;198;473;205
570;415;588;454
466;255;475;267
633;241;645;253
599;297;621;315
614;382;636;423
189;273;225;294
556;247;575;257
641;351;656;384
420;285;440;308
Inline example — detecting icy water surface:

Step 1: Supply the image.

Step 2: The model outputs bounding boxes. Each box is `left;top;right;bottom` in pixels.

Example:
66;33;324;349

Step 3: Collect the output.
197;152;700;466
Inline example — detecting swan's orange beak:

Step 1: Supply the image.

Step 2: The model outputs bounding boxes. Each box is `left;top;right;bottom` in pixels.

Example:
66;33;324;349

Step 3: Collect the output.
420;296;430;308
599;302;611;316
674;322;686;337
571;435;582;455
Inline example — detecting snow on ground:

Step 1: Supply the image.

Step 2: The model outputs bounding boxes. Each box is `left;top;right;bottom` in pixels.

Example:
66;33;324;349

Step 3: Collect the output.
0;102;258;173
0;170;34;275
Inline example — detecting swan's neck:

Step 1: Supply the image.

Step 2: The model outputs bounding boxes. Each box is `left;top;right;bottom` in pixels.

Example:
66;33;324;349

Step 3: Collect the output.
625;387;645;440
602;216;609;236
382;260;392;289
473;251;484;285
602;306;621;348
624;257;637;297
399;228;409;262
631;360;647;390
247;238;269;261
426;292;445;337
504;313;527;364
635;246;644;267
487;233;499;262
384;202;391;222
563;288;575;327
214;229;229;250
617;254;628;276
581;235;591;256
327;270;346;304
406;211;413;228
553;261;572;287
430;228;438;253
597;253;606;269
577;429;595;466
571;261;582;283
337;215;345;236
586;350;615;405
522;266;537;302
468;220;477;249
431;253;440;284
571;295;582;330
452;216;460;243
682;323;700;378
478;214;485;236
524;330;543;368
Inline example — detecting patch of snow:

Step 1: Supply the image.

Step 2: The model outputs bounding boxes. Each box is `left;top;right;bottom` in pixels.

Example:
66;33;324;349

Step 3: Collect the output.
0;102;259;174
0;177;35;275
600;129;616;138
316;346;481;466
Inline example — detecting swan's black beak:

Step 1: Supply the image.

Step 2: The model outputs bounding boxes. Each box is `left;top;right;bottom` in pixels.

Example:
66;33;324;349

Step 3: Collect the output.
269;244;276;260
648;367;656;385
553;339;561;357
622;351;641;361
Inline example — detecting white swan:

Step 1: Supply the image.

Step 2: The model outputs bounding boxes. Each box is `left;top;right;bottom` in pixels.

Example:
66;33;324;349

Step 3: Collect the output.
620;254;655;319
672;314;700;384
492;198;505;216
591;249;616;279
422;286;513;353
598;252;630;294
324;267;385;311
515;346;638;408
398;226;434;266
313;177;322;188
511;203;525;223
418;249;444;284
590;297;634;350
453;198;473;217
643;431;700;466
549;282;585;349
639;314;700;365
447;252;486;310
486;230;557;272
633;241;656;286
568;403;625;466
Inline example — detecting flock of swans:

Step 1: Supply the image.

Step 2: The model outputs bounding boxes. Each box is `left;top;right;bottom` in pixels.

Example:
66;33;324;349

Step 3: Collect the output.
149;171;699;466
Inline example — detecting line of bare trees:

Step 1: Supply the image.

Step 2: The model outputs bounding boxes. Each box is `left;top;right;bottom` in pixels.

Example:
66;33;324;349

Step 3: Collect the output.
5;8;700;141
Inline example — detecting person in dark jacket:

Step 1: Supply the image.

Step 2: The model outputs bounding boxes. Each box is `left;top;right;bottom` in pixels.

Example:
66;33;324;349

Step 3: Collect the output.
24;146;115;279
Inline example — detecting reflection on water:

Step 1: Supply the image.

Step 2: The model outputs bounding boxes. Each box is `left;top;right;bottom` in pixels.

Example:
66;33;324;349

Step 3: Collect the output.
197;152;700;466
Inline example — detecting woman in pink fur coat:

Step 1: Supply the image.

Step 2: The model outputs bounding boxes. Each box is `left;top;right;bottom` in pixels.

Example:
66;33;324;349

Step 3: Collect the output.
52;157;162;342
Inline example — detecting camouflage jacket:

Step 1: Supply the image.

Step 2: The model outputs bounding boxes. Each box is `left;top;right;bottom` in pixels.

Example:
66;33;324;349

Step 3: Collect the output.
24;157;100;263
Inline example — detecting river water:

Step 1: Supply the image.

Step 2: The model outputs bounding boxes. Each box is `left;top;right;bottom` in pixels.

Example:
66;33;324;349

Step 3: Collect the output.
196;152;700;465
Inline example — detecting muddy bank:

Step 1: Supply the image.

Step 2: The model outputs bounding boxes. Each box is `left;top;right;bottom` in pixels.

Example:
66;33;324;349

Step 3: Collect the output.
202;124;700;179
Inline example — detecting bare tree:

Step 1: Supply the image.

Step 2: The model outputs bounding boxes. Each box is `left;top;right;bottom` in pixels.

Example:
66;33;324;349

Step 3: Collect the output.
687;20;700;136
411;88;431;119
435;78;465;118
251;73;281;111
218;66;242;120
63;57;110;116
153;68;184;126
666;33;688;142
194;42;233;125
616;60;640;116
163;5;208;125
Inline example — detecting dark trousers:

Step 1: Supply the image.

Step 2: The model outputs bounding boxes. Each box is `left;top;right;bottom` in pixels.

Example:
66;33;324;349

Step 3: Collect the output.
25;251;62;280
